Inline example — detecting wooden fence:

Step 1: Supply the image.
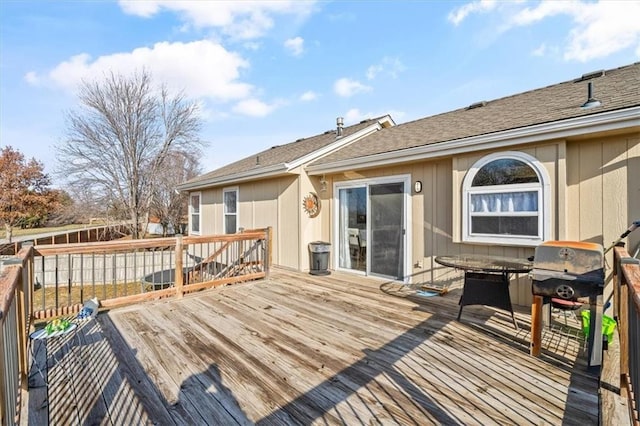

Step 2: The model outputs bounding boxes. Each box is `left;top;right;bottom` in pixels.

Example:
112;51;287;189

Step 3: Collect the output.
0;224;130;256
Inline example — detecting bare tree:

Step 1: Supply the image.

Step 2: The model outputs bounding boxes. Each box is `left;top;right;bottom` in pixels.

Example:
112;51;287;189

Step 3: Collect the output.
57;70;204;238
150;150;201;236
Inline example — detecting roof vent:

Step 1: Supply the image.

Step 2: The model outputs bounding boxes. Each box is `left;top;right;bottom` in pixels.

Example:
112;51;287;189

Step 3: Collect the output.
256;155;260;165
467;101;486;110
575;69;605;82
581;82;601;109
336;117;344;137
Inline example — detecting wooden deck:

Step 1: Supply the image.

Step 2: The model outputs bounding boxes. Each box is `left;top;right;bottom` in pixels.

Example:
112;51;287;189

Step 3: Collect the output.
23;268;599;425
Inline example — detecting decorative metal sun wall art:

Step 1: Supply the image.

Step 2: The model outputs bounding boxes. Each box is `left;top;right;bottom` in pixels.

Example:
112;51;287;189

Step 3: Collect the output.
302;192;321;218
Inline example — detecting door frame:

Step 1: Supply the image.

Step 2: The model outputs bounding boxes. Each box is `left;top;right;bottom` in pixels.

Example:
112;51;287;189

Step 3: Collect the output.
332;174;412;282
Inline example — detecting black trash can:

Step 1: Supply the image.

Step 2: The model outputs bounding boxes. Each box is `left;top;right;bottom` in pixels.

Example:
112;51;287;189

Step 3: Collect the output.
309;241;331;276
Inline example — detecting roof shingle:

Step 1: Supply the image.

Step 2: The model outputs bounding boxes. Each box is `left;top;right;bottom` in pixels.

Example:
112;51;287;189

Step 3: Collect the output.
312;62;639;166
182;118;385;187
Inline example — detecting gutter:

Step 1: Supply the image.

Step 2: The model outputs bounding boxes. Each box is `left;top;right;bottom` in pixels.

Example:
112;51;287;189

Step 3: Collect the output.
306;106;640;175
176;163;289;191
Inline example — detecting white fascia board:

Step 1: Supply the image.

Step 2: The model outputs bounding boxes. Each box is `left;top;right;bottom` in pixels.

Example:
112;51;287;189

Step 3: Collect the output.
176;163;290;191
306;107;640;175
287;115;394;170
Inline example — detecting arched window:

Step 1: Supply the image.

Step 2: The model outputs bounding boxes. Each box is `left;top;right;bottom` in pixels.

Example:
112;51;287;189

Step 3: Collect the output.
462;152;550;246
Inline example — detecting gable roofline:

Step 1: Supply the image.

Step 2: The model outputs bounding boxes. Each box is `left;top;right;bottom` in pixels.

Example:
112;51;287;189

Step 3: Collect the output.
306;106;640;175
287;115;395;169
177;115;395;191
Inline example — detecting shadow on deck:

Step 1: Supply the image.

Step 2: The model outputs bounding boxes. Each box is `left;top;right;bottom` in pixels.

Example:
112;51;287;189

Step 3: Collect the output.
23;268;599;425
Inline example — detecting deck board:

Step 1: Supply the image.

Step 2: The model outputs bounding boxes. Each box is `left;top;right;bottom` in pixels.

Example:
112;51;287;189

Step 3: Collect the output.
27;268;599;425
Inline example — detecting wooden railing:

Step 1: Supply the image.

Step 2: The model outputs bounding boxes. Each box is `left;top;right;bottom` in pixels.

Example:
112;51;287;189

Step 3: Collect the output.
30;228;271;319
0;228;270;424
0;246;32;425
613;246;640;425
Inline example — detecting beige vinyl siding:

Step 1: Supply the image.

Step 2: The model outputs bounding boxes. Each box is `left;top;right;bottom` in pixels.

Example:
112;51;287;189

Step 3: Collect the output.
195;175;300;270
299;169;330;271
407;157;534;306
629;135;640;255
199;189;221;236
566;132;640;267
564;132;640;313
278;176;300;270
194;131;638;308
330;132;638;307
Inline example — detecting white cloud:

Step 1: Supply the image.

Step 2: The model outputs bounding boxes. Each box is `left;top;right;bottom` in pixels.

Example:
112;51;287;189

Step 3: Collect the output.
343;108;404;124
38;40;252;102
344;108;365;123
333;78;372;98
366;65;383;81
118;0;317;40
507;1;575;26
448;0;497;26
23;71;40;86
507;1;640;62
243;41;262;51
300;91;317;101
284;37;304;56
451;0;640;62
366;57;405;80
232;98;278;117
561;1;640;61
531;43;546;57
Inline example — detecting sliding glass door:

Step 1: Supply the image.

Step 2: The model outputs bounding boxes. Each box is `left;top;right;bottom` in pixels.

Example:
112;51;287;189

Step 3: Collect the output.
369;182;405;279
335;176;409;281
338;187;367;272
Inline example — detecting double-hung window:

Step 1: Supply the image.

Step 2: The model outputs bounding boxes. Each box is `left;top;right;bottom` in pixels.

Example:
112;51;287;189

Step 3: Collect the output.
223;188;238;234
462;152;550;246
189;192;201;235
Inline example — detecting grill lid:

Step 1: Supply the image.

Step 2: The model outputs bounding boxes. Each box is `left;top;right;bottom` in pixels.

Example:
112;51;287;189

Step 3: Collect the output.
532;241;603;275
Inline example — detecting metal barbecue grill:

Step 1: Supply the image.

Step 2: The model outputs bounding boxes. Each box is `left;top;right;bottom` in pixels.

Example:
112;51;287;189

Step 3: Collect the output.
531;241;604;301
530;240;605;367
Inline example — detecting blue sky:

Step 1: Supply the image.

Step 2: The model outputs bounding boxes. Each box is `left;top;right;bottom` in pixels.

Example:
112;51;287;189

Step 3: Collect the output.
1;1;639;185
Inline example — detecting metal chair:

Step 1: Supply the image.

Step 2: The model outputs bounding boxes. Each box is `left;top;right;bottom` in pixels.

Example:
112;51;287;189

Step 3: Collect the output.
348;228;365;268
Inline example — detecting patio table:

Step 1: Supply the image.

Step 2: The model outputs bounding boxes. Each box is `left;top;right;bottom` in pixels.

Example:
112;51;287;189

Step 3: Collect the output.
435;254;533;329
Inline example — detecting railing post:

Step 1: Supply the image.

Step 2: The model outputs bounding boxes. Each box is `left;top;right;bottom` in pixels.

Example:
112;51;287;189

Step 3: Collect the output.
616;250;628;394
266;226;272;278
619;255;639;398
175;235;184;298
17;261;28;385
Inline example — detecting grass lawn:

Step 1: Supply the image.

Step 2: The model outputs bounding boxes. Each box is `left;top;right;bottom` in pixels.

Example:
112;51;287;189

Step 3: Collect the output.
0;224;93;240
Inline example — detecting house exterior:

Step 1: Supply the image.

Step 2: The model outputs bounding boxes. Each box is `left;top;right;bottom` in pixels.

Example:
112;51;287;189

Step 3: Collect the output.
176;115;396;272
178;62;640;306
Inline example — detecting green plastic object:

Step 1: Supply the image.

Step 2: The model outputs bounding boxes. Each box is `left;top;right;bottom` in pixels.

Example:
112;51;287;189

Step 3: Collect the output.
581;310;617;342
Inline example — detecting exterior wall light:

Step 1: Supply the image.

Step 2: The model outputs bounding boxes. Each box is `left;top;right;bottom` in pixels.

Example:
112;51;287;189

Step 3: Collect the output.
320;175;328;192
